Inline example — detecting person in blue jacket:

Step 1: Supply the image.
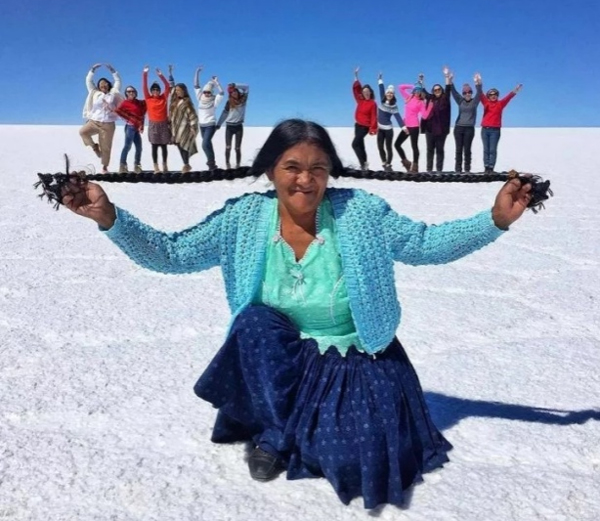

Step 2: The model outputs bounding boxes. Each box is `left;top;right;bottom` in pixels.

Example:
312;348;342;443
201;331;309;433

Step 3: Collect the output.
377;73;407;171
60;119;533;509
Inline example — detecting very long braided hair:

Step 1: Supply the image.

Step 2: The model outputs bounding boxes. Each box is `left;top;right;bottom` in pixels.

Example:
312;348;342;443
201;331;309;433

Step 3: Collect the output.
34;119;553;211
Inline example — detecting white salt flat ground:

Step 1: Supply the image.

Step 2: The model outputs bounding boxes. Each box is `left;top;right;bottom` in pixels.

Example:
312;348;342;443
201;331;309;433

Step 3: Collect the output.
1;126;599;521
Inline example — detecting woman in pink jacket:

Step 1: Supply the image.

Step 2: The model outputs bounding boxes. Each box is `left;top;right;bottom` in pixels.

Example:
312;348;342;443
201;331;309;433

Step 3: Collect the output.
395;82;433;172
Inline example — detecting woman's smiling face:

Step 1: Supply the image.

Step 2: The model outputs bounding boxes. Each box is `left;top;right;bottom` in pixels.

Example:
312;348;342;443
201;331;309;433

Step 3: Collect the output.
268;142;331;218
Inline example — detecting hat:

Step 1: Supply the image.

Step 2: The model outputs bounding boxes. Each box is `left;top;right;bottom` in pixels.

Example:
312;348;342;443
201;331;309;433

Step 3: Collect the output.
150;82;161;91
385;84;395;94
487;88;499;96
412;85;424;94
202;82;214;94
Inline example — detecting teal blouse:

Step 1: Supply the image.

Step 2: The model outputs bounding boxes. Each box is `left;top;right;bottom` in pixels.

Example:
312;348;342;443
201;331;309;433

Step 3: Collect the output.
255;198;363;355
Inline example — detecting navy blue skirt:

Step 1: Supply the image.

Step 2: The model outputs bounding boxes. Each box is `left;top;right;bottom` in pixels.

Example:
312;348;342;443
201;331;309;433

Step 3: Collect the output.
194;305;451;509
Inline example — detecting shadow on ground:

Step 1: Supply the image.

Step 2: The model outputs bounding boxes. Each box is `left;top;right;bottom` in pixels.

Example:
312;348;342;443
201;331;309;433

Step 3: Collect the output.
425;391;600;431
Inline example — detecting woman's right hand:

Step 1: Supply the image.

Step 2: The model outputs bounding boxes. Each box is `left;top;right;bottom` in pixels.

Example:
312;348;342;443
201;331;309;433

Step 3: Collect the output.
143;65;150;73
61;178;116;229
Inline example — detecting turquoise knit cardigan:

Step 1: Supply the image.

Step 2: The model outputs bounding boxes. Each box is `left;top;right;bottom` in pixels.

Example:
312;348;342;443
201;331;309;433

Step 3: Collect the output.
104;187;504;354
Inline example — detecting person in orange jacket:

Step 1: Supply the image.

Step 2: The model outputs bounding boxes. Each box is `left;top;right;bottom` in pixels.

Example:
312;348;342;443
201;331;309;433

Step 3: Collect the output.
142;66;171;173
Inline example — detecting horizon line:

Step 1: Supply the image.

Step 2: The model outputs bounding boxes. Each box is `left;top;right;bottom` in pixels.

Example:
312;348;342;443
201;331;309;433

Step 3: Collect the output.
1;123;599;129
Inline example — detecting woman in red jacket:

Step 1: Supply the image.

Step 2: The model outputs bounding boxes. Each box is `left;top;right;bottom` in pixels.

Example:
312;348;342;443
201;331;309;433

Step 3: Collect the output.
115;86;147;173
351;67;377;171
479;73;522;173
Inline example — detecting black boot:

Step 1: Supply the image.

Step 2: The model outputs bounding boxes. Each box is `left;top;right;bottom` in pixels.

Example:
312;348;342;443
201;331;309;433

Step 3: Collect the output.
248;447;283;482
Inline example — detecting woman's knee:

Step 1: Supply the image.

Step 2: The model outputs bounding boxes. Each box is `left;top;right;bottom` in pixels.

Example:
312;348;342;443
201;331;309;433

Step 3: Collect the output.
231;305;297;336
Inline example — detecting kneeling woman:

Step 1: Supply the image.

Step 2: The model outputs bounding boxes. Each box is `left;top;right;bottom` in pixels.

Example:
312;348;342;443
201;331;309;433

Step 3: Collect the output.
62;119;532;509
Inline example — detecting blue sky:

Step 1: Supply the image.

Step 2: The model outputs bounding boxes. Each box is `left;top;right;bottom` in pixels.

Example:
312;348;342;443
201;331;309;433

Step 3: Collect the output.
1;0;598;127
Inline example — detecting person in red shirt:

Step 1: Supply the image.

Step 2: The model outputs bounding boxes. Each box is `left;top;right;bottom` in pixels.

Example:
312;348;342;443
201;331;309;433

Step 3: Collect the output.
478;74;523;173
115;86;147;173
351;67;377;171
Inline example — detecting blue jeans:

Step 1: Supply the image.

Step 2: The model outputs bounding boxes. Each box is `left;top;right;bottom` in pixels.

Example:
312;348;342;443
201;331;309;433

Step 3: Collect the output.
481;127;501;169
119;125;142;166
200;125;217;166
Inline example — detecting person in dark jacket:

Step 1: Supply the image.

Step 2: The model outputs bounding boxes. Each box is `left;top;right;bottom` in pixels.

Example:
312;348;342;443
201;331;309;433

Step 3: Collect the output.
376;73;406;171
421;68;452;172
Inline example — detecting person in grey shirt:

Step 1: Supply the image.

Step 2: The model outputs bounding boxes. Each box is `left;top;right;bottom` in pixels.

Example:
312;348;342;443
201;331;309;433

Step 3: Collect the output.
447;68;482;172
216;83;249;169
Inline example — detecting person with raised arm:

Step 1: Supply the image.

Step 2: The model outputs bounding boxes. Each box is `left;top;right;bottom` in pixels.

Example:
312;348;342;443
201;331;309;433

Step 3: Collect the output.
376;73;406;171
59;118;534;509
421;67;452;172
479;74;523;173
79;63;122;174
142;66;171;173
194;66;224;171
115;86;147;173
351;67;377;171
216;82;249;169
169;82;199;173
395;73;433;173
449;70;482;172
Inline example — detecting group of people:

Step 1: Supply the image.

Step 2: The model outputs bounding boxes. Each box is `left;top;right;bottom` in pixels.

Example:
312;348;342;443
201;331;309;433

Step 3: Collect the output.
351;66;522;174
79;63;250;174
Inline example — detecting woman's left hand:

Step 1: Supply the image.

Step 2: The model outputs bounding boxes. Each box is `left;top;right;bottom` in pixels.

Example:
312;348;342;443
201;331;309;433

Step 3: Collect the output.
491;178;532;229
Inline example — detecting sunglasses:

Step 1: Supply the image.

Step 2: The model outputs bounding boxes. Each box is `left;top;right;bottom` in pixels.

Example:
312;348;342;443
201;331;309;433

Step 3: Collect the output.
433;88;442;92
126;90;136;94
202;91;212;95
462;91;473;95
489;92;499;96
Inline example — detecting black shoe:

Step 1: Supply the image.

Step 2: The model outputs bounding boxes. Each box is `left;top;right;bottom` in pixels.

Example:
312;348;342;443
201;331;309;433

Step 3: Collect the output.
248;447;283;482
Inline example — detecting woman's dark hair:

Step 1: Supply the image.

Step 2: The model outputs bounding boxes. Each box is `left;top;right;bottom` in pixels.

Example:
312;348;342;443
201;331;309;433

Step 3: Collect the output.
173;82;191;98
170;83;195;116
361;84;375;100
249;119;345;178
97;77;113;91
431;83;446;99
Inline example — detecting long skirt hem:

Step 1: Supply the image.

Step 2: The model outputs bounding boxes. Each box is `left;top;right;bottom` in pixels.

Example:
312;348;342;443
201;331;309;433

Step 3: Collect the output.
194;305;451;509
